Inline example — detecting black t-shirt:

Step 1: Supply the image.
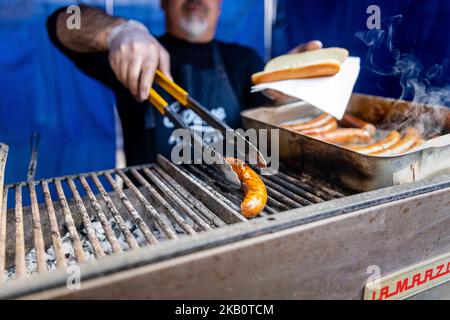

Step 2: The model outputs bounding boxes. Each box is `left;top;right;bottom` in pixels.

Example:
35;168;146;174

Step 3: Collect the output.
46;9;266;165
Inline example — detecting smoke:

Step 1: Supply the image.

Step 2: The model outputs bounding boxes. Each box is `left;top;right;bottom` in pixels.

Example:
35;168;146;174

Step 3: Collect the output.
355;15;450;138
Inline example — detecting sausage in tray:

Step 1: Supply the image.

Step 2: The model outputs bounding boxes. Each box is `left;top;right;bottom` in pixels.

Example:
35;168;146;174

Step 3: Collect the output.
279;113;428;156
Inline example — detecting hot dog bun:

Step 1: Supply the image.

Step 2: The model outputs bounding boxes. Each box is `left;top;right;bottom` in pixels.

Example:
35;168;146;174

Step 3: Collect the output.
252;47;349;84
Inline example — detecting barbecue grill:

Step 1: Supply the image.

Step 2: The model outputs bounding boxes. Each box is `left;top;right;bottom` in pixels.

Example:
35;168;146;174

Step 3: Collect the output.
1;139;449;299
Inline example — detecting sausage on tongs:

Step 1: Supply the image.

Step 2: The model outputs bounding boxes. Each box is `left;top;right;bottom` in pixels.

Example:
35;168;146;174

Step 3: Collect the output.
225;158;267;218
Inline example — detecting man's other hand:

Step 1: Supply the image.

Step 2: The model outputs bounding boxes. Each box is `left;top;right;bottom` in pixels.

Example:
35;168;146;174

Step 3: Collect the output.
108;23;172;102
264;40;323;104
288;40;323;54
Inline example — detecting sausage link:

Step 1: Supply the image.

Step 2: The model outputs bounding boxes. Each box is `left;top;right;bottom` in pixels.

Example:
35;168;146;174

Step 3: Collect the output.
343;131;400;154
225;158;267;218
281;113;334;131
370;128;420;156
339;113;377;135
299;118;338;135
308;128;372;144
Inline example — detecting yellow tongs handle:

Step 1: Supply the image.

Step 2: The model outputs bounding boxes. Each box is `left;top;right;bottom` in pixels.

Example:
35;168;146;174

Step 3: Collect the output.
149;70;190;114
154;70;189;107
148;88;169;115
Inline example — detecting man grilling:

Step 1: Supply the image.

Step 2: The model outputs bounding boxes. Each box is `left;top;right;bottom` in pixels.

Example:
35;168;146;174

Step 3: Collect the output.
47;0;320;166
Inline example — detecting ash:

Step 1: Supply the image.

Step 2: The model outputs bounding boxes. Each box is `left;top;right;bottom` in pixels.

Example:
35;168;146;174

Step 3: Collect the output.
3;217;161;281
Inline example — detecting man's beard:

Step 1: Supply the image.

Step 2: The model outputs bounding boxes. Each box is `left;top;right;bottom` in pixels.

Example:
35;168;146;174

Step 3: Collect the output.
178;14;209;41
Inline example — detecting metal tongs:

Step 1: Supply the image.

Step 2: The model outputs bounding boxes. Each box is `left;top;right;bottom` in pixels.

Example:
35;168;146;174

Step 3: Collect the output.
148;70;267;187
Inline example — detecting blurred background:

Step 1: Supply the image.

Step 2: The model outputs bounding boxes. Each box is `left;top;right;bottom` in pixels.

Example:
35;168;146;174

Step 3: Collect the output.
0;0;449;184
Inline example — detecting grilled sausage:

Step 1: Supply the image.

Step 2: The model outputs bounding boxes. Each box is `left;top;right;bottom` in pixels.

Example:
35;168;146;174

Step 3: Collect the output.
413;139;425;149
281;113;334;131
299;118;338;135
370;128;420;156
343;130;401;154
308;128;372;144
225;158;267;218
339;113;377;135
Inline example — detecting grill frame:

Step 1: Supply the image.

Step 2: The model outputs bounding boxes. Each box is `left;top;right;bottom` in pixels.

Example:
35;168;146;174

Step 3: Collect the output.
1;168;449;299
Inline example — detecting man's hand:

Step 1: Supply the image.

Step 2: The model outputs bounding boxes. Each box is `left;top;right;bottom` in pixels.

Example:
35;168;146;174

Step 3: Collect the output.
54;5;171;102
288;40;323;54
108;23;171;102
264;40;323;104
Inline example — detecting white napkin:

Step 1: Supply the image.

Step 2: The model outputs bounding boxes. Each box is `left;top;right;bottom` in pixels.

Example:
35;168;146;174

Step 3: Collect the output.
252;57;361;120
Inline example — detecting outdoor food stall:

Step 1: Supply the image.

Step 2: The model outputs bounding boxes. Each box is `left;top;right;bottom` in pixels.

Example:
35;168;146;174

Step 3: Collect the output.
1;0;450;303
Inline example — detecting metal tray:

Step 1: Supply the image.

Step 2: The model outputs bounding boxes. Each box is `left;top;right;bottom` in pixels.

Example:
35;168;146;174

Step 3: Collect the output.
242;93;450;191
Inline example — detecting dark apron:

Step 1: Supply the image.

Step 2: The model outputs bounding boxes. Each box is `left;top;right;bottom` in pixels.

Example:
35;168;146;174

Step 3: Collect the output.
151;43;242;159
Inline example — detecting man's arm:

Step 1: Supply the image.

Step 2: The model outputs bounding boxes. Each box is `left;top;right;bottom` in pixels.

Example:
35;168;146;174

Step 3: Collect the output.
55;5;125;53
52;5;171;101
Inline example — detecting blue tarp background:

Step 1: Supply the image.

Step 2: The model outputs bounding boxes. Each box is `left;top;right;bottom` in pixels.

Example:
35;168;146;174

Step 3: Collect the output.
0;0;449;186
0;0;116;185
274;0;450;99
0;0;264;184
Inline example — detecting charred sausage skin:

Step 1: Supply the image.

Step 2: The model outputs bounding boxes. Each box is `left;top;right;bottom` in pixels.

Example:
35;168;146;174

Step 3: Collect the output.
225;158;267;218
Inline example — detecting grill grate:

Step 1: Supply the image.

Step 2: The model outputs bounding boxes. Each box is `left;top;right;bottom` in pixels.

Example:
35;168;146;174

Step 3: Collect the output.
0;155;352;282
